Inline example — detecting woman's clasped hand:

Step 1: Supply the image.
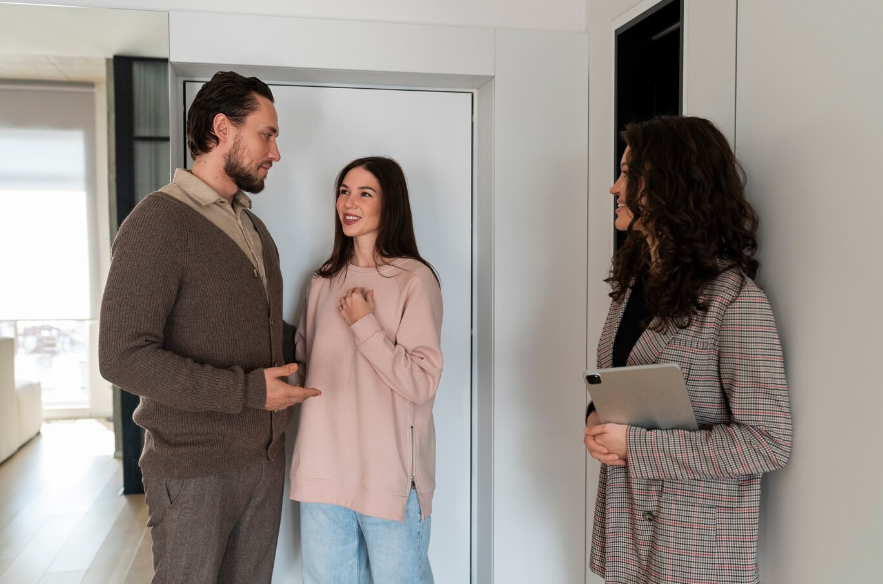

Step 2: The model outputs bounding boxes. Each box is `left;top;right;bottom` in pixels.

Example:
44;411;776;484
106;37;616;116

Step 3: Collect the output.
583;411;628;466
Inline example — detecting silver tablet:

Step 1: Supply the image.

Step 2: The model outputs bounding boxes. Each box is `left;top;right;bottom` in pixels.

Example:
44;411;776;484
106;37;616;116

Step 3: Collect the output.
584;363;698;431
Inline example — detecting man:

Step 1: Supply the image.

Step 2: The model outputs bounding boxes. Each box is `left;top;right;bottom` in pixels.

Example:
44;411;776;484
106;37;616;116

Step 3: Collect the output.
99;71;319;584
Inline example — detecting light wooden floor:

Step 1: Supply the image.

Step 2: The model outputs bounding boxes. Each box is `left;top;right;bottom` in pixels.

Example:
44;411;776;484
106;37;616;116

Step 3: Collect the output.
0;420;152;584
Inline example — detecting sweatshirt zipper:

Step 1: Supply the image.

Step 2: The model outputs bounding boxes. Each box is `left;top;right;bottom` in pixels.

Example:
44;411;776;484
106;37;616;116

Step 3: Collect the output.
409;424;416;492
409;423;425;520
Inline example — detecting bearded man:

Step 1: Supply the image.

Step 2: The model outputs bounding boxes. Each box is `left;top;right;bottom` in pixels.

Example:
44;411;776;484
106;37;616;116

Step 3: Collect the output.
99;71;320;584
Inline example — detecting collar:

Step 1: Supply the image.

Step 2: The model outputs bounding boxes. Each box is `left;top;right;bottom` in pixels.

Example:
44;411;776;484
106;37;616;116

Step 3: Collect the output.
172;168;253;209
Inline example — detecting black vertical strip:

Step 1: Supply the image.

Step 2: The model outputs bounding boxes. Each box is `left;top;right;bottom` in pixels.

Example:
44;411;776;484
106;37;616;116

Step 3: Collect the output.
183;81;191;169
612;0;682;253
113;56;135;229
679;0;685;114
614;27;620;181
734;0;739;151
120;388;144;494
113;55;145;495
469;91;475;583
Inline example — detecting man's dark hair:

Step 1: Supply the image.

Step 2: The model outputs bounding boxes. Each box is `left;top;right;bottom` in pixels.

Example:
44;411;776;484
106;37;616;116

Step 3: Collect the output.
186;71;274;159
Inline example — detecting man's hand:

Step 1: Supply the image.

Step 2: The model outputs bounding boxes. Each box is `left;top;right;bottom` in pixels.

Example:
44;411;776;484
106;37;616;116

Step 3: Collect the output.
584;411;628;466
339;287;375;325
263;363;321;411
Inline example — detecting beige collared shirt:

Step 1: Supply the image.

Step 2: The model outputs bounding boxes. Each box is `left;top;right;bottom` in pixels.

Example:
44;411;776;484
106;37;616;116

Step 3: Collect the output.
160;168;268;297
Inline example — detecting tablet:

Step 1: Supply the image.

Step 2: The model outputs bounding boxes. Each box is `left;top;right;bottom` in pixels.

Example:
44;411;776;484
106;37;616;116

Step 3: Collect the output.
584;363;698;431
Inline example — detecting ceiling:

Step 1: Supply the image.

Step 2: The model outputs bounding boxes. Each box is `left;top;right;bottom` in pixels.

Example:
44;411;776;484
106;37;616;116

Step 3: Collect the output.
0;3;168;82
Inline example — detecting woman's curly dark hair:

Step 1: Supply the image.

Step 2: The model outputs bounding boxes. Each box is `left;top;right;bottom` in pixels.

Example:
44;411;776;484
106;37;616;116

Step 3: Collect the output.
607;116;759;330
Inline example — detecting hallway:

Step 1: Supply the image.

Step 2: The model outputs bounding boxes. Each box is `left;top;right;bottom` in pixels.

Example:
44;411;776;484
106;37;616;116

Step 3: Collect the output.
0;420;151;584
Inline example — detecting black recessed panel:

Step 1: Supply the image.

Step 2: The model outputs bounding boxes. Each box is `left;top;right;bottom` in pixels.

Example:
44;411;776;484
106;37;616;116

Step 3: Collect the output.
613;0;682;250
112;55;171;495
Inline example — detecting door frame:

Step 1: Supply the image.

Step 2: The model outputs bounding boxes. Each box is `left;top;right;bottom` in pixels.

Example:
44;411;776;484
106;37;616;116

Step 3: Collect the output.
179;78;478;581
171;66;492;580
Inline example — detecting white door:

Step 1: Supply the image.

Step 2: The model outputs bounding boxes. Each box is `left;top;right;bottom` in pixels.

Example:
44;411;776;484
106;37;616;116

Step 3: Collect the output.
184;83;473;583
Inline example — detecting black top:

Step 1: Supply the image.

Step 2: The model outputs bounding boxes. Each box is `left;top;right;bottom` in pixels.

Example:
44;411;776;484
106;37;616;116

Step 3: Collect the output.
612;276;652;367
586;277;652;421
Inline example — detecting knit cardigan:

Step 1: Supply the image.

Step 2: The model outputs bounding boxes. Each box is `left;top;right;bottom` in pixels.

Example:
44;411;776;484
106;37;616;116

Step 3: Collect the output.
99;192;292;479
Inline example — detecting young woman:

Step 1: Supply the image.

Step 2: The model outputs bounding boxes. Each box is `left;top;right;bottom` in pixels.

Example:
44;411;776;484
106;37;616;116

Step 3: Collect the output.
584;116;792;584
289;156;442;584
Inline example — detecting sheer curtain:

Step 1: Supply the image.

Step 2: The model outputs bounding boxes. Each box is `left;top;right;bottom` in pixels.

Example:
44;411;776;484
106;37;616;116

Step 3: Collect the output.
0;82;97;408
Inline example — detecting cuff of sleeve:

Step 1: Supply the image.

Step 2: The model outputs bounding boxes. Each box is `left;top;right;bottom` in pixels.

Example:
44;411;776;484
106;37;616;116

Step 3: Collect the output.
350;313;383;345
627;425;648;480
244;368;267;410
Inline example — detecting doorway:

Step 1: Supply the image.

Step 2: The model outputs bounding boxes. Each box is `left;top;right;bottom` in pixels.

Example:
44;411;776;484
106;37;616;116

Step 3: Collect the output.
182;82;473;584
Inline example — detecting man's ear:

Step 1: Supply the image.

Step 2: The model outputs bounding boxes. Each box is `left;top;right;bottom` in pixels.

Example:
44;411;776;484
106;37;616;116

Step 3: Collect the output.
213;113;231;146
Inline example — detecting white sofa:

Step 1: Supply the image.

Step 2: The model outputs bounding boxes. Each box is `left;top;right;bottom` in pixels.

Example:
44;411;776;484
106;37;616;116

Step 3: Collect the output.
0;337;42;464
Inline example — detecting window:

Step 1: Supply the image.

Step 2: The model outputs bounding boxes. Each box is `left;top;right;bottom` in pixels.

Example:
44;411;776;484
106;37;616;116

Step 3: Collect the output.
0;82;98;409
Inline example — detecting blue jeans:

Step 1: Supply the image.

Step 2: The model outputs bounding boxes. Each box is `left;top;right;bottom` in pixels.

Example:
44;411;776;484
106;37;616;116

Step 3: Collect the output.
300;489;433;584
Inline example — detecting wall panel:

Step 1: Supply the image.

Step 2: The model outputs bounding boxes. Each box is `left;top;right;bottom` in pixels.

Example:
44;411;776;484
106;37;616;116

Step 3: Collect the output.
736;1;883;581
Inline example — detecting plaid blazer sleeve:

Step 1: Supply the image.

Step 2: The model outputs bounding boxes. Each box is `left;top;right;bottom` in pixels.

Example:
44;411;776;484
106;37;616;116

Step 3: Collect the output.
626;283;793;481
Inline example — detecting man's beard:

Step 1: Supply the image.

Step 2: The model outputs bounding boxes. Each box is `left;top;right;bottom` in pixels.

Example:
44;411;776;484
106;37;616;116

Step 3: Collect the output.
224;137;267;194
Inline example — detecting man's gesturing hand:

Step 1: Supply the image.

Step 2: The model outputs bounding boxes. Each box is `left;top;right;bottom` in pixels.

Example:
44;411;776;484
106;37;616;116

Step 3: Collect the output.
263;363;321;411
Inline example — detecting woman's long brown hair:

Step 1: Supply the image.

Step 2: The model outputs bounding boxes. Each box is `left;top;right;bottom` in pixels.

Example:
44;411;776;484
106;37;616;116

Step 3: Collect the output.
608;116;759;330
317;156;439;285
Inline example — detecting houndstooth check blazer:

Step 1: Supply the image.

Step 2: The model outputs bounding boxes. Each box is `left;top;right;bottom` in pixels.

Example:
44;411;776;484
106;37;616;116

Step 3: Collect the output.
589;268;792;584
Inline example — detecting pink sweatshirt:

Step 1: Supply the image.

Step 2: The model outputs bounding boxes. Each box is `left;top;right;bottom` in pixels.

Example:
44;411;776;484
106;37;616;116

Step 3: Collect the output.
289;259;444;521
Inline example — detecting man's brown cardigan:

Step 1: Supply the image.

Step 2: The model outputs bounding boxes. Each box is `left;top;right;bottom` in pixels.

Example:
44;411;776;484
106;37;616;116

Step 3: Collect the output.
99;192;293;479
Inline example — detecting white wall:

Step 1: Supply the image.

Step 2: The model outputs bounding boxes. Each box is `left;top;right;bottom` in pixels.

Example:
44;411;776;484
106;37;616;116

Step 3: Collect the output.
169;11;494;77
681;0;736;144
86;76;113;418
736;1;883;581
585;0;642;420
8;0;585;33
493;28;588;584
584;4;645;577
0;3;167;59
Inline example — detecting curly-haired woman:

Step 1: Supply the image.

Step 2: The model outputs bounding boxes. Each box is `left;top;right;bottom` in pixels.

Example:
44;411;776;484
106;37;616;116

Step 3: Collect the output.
584;116;792;584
